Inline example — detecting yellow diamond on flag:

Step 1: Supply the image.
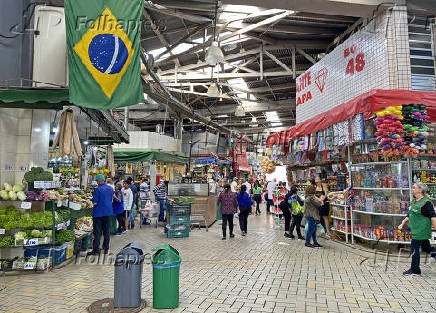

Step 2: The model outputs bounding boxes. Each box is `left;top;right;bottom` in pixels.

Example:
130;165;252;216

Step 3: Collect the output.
73;8;135;99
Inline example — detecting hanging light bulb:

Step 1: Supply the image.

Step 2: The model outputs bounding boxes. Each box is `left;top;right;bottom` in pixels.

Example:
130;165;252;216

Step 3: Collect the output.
206;85;220;97
235;105;245;117
205;41;225;65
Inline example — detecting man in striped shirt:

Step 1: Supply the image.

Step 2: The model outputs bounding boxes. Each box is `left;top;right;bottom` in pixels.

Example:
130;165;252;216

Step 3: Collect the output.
154;180;168;222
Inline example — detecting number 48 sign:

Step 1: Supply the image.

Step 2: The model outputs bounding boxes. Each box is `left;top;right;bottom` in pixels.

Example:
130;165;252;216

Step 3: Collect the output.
344;42;366;76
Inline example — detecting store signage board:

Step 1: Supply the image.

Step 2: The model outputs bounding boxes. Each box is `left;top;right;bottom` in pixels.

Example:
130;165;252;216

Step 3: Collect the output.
296;26;389;124
25;238;39;246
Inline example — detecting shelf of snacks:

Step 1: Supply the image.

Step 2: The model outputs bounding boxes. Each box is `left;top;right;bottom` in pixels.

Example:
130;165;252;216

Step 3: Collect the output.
352;224;412;244
351;161;410;189
352;189;410;215
352;210;406;217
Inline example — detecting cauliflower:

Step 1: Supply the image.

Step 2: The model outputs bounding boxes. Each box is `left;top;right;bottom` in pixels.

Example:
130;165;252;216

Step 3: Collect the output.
8;191;17;201
4;183;12;191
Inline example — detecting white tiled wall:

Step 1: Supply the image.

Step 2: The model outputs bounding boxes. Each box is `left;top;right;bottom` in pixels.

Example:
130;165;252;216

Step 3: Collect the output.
296;5;412;124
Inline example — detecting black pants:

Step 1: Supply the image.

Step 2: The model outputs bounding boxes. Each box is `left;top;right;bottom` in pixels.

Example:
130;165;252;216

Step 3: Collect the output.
92;216;110;253
266;198;274;213
116;213;125;232
254;194;261;214
282;208;292;232
222;214;234;237
410;239;432;273
290;215;303;237
239;208;249;232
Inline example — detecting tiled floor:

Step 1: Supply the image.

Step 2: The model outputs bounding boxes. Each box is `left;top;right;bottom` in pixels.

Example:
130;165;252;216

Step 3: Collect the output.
1;210;436;313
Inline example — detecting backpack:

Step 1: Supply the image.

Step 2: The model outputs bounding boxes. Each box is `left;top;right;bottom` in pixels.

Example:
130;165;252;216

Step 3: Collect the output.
291;198;304;215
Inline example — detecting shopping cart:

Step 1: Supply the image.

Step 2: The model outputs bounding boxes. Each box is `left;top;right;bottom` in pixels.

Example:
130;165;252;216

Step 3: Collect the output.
139;200;159;228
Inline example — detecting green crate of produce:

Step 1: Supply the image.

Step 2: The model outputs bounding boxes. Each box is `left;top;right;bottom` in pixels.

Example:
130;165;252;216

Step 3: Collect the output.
168;214;190;226
167;225;190;238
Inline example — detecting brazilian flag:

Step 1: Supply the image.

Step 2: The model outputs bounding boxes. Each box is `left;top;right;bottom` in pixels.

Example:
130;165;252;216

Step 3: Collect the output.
65;0;144;109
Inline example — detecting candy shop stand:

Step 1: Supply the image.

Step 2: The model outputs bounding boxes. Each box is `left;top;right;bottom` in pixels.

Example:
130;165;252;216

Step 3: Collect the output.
266;89;436;248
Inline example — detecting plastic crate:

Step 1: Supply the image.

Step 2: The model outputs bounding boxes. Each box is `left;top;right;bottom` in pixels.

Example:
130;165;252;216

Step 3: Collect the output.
167;225;190;238
168;204;191;216
24;244;67;264
81;233;92;251
168;214;191;226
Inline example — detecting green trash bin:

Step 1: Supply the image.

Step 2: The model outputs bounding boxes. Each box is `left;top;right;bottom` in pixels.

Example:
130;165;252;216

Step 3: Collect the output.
110;215;118;235
152;244;181;309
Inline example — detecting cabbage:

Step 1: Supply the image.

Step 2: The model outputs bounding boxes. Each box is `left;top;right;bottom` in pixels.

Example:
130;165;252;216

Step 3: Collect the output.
4;183;12;191
30;230;43;238
17;191;26;201
12;183;24;192
8;191;17;201
0;190;9;200
14;231;27;241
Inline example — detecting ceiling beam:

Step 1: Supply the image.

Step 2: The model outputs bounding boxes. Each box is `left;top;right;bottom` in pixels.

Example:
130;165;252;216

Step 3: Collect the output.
264;50;293;73
195;100;293;116
155;23;210;60
296;48;316;64
152;0;217;12
218;11;293;42
227;23;341;35
144;2;213;23
143;9;180;66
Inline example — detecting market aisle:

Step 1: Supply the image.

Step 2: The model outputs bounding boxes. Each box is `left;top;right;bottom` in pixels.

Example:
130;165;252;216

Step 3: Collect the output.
1;212;436;313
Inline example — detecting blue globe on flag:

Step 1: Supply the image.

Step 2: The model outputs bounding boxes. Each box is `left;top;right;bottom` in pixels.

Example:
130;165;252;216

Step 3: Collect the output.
88;34;128;74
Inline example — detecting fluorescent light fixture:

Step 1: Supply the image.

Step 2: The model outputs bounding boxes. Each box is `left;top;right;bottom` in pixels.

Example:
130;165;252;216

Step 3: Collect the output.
84;141;89;145
207;85;220;97
271;122;283;127
52;127;58;133
216;114;229;118
34;128;41;132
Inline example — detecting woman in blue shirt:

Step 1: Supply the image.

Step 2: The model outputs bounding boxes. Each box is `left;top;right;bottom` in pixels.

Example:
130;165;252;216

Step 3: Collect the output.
237;184;253;236
113;183;124;236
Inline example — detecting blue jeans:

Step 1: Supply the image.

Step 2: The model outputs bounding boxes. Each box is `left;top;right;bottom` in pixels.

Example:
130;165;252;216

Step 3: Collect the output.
305;217;318;245
157;198;166;222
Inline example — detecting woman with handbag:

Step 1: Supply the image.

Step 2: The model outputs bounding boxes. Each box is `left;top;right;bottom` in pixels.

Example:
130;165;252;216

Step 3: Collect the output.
289;186;305;240
398;182;436;275
237;184;253;236
304;185;324;248
314;175;331;237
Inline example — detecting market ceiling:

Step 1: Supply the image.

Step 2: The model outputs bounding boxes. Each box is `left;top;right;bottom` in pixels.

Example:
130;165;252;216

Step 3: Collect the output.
48;0;436;140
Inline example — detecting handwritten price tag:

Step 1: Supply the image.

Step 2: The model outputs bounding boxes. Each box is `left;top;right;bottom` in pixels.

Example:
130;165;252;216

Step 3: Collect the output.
69;202;82;211
24;262;36;270
25;238;39;246
56;223;64;230
21;202;32;209
65;220;70;227
0;229;5;235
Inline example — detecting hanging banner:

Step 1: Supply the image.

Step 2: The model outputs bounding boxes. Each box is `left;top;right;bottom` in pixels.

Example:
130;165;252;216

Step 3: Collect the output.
296;19;389;123
65;0;144;109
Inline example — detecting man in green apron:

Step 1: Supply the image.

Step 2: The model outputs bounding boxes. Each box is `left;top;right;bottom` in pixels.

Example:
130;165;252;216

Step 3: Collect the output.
398;182;436;275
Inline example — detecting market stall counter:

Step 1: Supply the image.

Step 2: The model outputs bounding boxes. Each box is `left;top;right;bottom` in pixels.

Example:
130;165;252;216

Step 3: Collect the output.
168;183;217;228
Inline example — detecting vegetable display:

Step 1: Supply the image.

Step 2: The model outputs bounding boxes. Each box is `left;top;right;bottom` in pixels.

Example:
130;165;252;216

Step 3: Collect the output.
0;236;14;247
0;206;53;230
55;230;75;244
24;167;53;183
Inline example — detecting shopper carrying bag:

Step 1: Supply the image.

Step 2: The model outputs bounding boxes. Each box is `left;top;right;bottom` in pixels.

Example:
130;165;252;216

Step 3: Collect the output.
237;184;253;236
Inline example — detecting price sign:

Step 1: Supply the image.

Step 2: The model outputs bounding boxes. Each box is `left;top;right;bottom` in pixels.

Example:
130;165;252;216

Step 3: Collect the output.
25;238;39;246
0;229;5;235
65;220;70;227
34;181;43;188
56;223;65;230
62;199;69;207
69;202;82;211
24;262;36;270
21;202;32;209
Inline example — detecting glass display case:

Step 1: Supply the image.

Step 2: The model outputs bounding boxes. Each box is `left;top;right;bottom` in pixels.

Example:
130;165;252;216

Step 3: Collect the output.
350;161;412;244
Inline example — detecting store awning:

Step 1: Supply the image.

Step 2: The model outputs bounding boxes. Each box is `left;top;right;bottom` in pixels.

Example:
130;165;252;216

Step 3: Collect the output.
266;89;436;147
0;89;68;109
113;148;189;164
196;158;216;164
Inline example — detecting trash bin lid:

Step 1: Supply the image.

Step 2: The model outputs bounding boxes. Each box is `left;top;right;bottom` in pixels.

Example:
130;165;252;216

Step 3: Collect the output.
152;244;181;265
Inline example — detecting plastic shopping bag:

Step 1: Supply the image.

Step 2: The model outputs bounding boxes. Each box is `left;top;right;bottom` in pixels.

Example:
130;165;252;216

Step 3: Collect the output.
316;224;326;237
